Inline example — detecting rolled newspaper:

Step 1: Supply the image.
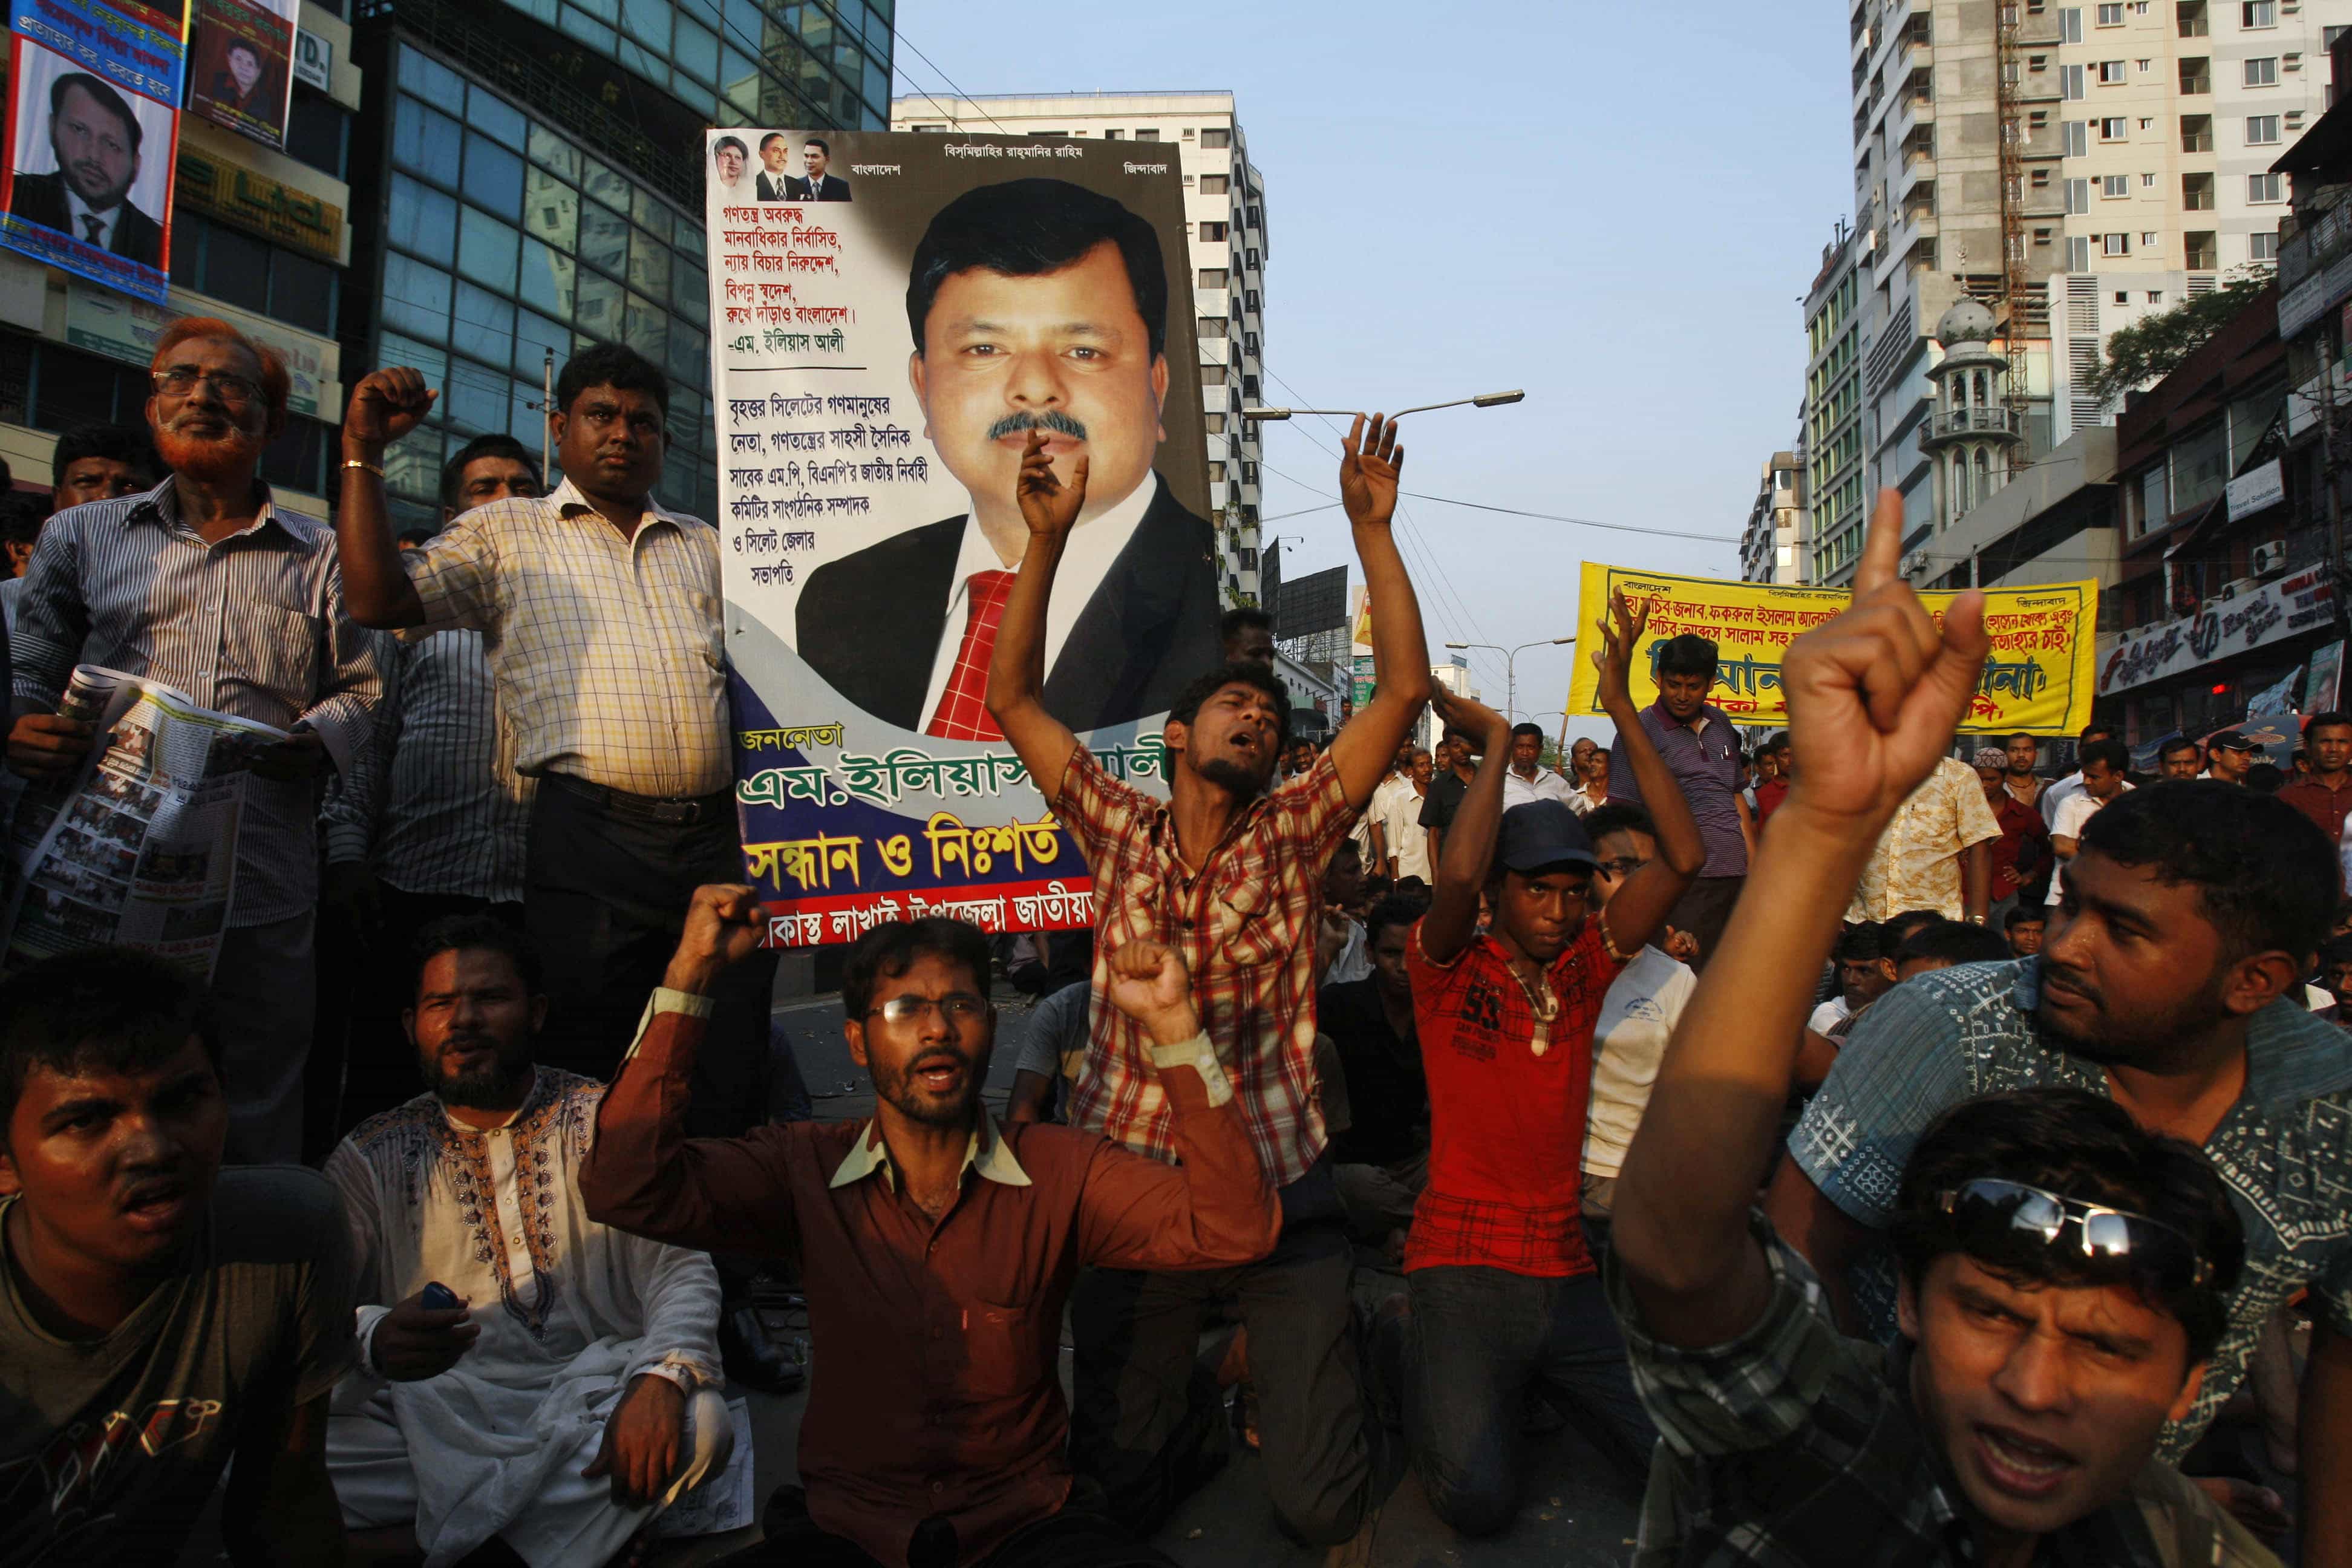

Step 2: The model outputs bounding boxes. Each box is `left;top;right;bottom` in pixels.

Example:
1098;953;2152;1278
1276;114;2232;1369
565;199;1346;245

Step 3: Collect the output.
56;666;120;723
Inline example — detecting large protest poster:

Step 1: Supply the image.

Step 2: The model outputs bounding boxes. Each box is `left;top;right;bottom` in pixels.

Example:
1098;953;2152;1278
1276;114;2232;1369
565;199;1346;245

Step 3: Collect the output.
184;0;295;150
1;0;181;303
1564;563;2099;734
707;130;1217;946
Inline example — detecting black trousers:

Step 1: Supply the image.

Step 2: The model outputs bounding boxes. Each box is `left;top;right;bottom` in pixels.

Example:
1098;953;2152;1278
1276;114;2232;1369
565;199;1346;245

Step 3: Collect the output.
740;1481;1175;1568
1068;1169;1397;1548
1665;874;1745;973
526;773;776;1138
335;885;523;1138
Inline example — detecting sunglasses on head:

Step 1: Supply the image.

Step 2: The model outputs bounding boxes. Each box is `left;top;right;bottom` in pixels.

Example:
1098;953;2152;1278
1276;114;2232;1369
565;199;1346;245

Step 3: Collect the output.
1936;1177;2215;1291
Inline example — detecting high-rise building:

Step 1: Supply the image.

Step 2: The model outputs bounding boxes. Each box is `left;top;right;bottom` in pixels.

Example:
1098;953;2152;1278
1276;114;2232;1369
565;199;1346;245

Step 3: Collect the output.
1840;0;2344;586
1;0;892;531
1803;220;1867;582
1740;448;1808;584
891;91;1270;607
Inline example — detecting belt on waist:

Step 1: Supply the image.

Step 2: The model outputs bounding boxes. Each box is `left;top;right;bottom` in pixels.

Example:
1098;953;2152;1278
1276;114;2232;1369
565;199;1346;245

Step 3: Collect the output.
543;770;730;825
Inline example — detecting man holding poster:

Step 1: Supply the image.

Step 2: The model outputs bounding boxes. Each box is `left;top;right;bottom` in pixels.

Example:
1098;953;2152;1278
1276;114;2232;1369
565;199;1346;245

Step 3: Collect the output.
795;177;1221;740
986;415;1430;1553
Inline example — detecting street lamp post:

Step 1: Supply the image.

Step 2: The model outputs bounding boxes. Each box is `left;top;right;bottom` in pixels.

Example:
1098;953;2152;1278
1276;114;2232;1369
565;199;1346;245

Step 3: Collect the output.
1442;636;1576;723
1241;390;1525;423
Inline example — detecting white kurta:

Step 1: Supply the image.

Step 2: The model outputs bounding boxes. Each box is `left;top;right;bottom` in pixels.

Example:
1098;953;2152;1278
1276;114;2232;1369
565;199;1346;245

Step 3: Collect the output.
324;1069;728;1567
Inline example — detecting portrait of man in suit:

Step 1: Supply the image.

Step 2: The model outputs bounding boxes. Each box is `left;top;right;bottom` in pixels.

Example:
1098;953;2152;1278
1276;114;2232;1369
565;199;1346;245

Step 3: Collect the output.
8;71;163;268
207;39;276;117
755;132;795;200
795;177;1218;739
783;137;852;203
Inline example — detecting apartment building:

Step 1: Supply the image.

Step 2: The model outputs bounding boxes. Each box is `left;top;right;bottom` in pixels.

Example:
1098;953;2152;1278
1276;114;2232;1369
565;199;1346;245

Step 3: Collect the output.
2044;0;2348;439
1740;449;1809;584
892;91;1272;607
1803;221;1867;581
1836;0;2343;592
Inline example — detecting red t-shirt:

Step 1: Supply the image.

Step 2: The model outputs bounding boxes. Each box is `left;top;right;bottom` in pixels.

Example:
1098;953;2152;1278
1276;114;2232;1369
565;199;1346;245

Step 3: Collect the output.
1403;915;1629;1278
1754;776;1791;824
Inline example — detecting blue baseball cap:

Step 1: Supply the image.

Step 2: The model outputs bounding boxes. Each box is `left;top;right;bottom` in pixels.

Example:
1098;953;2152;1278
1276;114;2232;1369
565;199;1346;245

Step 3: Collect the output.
1496;799;1598;875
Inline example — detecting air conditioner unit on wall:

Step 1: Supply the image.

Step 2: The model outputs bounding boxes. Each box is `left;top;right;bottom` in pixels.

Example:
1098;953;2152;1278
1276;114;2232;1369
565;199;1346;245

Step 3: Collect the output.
2216;576;2262;601
2250;538;2290;577
1903;549;1931;577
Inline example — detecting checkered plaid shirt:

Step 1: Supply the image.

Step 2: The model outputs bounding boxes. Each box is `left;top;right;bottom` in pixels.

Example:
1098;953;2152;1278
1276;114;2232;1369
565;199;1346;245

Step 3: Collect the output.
1054;746;1356;1185
1608;1215;2274;1568
403;479;729;798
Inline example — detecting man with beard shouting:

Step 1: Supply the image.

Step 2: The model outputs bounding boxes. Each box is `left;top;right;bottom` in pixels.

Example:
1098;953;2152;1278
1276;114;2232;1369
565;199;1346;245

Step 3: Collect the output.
5;316;384;1163
582;889;1279;1567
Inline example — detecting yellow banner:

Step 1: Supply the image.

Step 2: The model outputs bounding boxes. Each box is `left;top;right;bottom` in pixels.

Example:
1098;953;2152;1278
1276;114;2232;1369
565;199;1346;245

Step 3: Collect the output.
1563;563;2098;735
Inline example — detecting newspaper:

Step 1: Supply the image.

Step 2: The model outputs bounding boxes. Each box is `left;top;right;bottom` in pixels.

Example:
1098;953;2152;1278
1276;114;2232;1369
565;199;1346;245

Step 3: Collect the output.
0;665;288;979
650;1396;756;1538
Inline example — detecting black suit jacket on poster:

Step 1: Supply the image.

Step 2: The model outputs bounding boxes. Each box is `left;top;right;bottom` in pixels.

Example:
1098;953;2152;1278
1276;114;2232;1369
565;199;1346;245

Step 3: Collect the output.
796;483;1221;734
783;174;852;201
8;172;162;266
756;172;792;200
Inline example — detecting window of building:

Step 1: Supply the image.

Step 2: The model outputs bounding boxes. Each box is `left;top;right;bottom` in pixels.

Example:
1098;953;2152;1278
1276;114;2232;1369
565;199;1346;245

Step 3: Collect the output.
1200;126;1230;149
284;92;349;179
2097;1;2125;20
2102;173;2129;196
2243;0;2275;24
2141;172;2157;186
2100;116;2129;138
2031;109;2051;129
1197;267;1227;290
2032;167;2053;186
2066;177;2091;211
2064;119;2090;154
2063;6;2085;41
1199;174;1229;195
2247;114;2281;143
2097;59;2128;82
2250;172;2285;201
2063;62;2087;97
2186;230;2218;267
2251;230;2280;260
1197;316;1227;339
2141;230;2159;246
2244;55;2278;85
1134;128;1161;140
1200;361;1227;386
2149;290;2164;302
2116;289;2132;304
1198;221;1227;242
2103;232;2132;254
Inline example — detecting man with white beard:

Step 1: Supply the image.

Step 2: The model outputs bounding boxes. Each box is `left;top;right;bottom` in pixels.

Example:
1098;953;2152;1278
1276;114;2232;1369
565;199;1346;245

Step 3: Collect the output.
4;316;384;1163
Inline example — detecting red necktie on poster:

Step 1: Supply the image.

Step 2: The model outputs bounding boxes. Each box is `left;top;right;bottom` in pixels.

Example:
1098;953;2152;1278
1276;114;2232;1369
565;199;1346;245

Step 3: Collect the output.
924;570;1018;741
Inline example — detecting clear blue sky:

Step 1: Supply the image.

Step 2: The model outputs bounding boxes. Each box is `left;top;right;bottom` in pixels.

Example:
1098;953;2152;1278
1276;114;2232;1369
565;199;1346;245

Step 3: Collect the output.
892;0;1854;740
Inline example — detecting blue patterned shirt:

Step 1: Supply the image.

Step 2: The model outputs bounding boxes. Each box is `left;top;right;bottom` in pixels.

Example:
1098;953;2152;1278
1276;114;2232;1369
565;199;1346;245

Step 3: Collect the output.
1789;957;2352;1461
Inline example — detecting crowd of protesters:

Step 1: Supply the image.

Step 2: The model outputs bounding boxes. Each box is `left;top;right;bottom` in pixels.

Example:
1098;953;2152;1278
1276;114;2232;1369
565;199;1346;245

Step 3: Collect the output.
3;319;2350;1568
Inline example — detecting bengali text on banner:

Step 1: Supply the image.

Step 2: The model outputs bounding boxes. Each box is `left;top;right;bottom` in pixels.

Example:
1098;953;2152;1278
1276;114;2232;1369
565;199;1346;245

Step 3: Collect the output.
1563;562;2098;734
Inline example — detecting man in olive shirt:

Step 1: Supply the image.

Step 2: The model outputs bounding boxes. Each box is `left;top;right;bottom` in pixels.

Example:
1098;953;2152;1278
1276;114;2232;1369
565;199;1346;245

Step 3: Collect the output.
0;947;356;1563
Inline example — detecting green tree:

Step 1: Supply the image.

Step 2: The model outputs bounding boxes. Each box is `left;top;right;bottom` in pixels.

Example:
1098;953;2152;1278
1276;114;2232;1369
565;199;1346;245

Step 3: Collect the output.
2086;273;2272;405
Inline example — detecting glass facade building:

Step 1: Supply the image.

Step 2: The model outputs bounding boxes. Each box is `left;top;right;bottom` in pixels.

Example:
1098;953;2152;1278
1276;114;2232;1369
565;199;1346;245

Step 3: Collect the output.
348;1;892;530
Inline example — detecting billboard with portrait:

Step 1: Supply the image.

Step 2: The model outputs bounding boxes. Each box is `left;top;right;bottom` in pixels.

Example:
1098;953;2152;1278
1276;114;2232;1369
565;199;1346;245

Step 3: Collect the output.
1;0;181;304
185;0;295;150
705;129;1215;946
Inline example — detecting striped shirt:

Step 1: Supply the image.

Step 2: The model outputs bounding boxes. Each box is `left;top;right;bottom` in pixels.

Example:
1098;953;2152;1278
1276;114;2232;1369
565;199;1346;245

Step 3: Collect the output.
11;479;385;926
366;627;534;904
403;479;729;799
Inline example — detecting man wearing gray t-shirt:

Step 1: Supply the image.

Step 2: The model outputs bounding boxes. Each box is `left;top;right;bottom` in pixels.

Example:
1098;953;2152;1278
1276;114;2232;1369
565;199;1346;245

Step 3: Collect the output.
0;947;357;1562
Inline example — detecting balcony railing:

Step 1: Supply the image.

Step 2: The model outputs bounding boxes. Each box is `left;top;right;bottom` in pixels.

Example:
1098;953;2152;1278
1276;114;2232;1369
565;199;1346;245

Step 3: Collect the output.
1926;406;2027;440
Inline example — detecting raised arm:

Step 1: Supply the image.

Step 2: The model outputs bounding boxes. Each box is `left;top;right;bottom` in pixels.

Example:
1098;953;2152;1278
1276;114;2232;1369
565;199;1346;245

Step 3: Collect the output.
1612;489;1988;1348
1075;939;1279;1269
1420;685;1512;964
580;884;803;1254
1325;416;1432;806
333;368;434;629
984;429;1085;801
1586;589;1704;953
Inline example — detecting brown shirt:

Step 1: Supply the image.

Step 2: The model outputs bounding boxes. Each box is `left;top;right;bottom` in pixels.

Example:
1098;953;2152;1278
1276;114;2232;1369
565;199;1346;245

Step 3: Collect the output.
578;993;1279;1567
